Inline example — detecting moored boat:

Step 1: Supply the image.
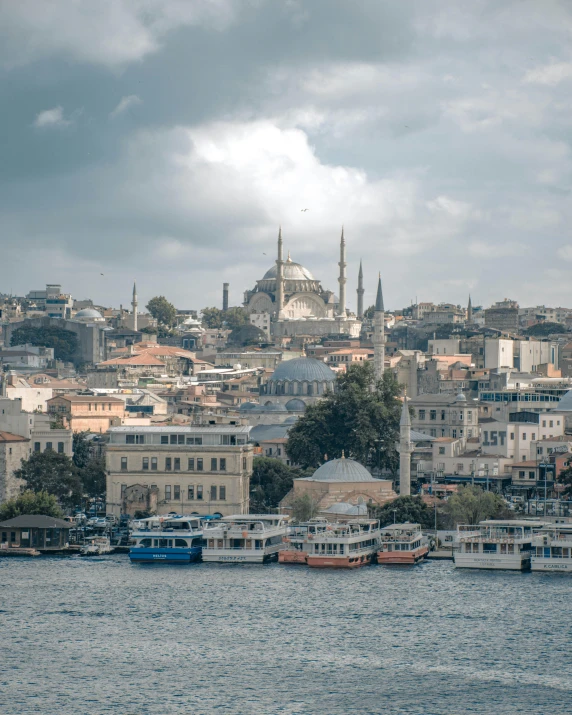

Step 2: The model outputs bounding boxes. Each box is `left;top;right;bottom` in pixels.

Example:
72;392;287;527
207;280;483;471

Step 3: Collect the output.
531;524;572;572
129;515;203;564
377;523;428;565
279;518;329;565
305;519;380;568
454;520;546;571
202;515;288;563
80;536;113;556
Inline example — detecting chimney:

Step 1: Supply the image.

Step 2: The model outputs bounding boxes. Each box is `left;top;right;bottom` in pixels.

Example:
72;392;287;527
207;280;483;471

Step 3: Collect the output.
223;283;229;311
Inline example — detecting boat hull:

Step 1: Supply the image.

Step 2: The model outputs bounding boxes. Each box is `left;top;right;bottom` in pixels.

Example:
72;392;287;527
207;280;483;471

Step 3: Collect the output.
306;553;374;568
454;553;530;570
129;547;202;564
279;550;308;565
531;558;572;572
202;550;279;563
377;546;428;565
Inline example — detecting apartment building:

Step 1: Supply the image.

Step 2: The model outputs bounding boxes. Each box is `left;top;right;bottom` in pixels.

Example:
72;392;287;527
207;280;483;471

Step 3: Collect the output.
480;411;565;462
106;425;253;517
410;393;479;439
47;395;125;433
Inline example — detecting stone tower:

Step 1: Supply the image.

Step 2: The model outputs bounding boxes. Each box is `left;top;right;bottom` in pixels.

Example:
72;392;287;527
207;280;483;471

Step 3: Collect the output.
373;274;385;380
276;227;284;317
338;227;347;317
131;281;138;332
399;394;412;497
357;259;364;319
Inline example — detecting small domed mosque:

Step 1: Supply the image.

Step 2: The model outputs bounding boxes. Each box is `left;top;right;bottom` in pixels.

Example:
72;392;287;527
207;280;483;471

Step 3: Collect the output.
280;453;397;516
243;228;362;339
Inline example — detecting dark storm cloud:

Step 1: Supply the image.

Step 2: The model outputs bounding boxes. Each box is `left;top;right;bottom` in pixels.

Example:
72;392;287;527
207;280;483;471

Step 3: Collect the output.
0;0;572;311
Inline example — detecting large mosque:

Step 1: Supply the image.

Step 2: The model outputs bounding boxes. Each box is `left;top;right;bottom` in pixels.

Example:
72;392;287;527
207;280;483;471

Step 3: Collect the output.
243;229;362;339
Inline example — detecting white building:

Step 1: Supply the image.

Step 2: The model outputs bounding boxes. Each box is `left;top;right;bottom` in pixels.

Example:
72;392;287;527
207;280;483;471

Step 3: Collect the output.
480;411;564;462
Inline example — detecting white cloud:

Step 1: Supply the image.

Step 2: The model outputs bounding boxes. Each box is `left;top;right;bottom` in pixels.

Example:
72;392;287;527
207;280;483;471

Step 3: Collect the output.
33;106;72;128
110;95;142;118
523;61;572;86
557;245;572;261
468;241;527;258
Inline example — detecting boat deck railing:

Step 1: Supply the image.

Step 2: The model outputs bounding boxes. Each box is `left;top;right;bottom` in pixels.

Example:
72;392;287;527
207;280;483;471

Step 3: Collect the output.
202;545;284;551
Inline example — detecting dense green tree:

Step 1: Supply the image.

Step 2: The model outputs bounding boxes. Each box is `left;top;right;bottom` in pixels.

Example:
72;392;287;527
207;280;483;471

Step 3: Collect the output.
224;306;249;330
286;363;402;472
0;490;63;520
72;431;92;470
80;457;107;498
442;485;507;528
201;307;224;329
371;496;438;529
558;465;572;498
146;296;177;327
201;306;249;330
10;326;78;362
523;322;567;337
249;457;303;512
287;493;320;522
14;451;82;508
363;305;375;320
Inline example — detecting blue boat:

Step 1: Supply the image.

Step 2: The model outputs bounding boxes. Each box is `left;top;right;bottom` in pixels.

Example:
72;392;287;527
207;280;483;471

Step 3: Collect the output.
129;515;204;564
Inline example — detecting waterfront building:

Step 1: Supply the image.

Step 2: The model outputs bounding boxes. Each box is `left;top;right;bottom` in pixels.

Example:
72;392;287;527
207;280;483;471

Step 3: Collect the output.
106;425;253;518
0;515;71;551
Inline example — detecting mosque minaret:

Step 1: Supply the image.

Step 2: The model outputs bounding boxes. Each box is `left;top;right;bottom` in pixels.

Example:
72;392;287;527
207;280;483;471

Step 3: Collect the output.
373;274;385;380
131;281;138;332
338;228;347;317
356;260;364;319
399;393;412;497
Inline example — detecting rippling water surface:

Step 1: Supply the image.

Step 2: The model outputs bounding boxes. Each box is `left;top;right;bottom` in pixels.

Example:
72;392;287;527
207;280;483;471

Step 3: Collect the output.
1;556;571;715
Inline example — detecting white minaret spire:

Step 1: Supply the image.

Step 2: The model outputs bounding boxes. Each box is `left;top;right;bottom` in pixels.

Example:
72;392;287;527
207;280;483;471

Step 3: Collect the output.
399;392;412;497
373;273;385;380
132;281;138;332
357;259;364;319
338;227;347;317
276;226;284;317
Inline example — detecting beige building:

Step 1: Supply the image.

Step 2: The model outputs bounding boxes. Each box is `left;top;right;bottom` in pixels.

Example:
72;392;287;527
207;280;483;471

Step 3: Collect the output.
106;425;253;517
410;393;480;440
0;432;29;503
47;395;125;433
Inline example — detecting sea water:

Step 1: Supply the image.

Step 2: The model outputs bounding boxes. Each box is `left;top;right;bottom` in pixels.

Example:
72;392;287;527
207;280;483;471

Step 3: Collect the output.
1;556;570;715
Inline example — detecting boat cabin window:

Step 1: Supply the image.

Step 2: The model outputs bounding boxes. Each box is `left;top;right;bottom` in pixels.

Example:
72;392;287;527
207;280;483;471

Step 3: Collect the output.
139;538;152;547
483;543;497;553
174;539;188;547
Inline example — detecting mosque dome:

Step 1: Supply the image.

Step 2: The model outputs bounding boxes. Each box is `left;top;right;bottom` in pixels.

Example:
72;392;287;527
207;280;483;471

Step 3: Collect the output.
309;456;376;482
263;261;315;281
268;357;335;384
239;402;259;412
285;398;306;412
325;502;368;516
263;402;288;412
74;308;104;321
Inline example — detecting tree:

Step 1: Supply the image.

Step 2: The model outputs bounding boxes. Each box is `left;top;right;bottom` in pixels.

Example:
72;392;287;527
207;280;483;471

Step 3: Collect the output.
286;363;402;472
80;457;107;499
10;325;79;362
0;490;63;520
558;465;572;498
443;485;507;528
371;496;438;529
363;305;375;320
72;431;92;470
15;451;82;508
249;457;301;512
146;296;177;327
201;307;224;329
523;322;566;337
288;493;320;523
201;306;249;330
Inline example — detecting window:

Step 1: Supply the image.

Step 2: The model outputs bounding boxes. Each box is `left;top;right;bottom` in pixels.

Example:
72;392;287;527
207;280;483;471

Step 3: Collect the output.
197;458;203;471
441;410;446;421
197;485;203;500
46;442;53;450
457;463;464;473
522;433;527;441
549;420;553;428
529;471;535;479
210;485;217;500
418;410;426;420
151;457;158;471
121;457;128;471
157;435;167;445
510;432;515;440
126;435;135;444
459;412;463;421
452;429;457;438
219;485;226;500
170;435;177;444
58;442;64;453
174;485;181;500
519;470;525;478
430;410;437;421
220;458;226;471
439;447;445;455
186;436;203;445
143;457;149;470
34;442;41;452
165;485;172;500
174;458;181;471
188;485;195;500
531;433;536;441
243;458;247;470
211;458;218;471
165;458;172;471
542;420;546;427
468;411;472;420
188;458;195;470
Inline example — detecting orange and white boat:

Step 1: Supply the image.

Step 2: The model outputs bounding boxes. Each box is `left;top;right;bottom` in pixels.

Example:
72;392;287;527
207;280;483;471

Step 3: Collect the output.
279;518;329;565
306;519;381;568
377;523;429;565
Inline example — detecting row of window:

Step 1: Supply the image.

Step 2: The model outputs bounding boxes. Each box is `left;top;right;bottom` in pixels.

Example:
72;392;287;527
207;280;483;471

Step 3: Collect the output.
123;484;227;501
124;434;246;446
430;428;474;439
418;410;473;421
34;442;65;453
120;457;235;472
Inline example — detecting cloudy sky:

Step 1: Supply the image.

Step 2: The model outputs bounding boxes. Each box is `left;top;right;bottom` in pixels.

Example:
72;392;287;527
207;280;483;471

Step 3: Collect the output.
1;1;571;313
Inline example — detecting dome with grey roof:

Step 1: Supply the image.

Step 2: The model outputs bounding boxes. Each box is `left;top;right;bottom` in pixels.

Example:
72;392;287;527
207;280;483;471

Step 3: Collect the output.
263;261;315;281
269;357;335;384
239;402;259;412
455;393;467;402
74;308;104;321
325;502;367;516
263;402;288;412
308;456;376;482
285;398;306;412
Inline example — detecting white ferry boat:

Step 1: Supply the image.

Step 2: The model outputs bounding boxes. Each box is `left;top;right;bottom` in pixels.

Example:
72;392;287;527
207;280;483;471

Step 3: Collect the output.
305;519;381;569
202;515;288;563
377;523;429;565
531;524;572;572
80;536;113;556
279;518;330;565
454;520;546;571
129;515;203;564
